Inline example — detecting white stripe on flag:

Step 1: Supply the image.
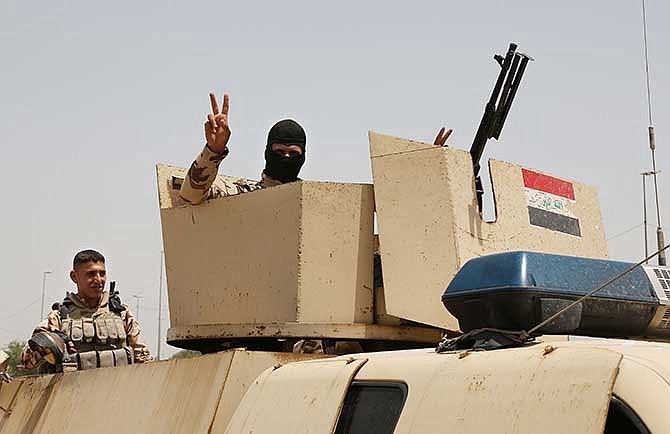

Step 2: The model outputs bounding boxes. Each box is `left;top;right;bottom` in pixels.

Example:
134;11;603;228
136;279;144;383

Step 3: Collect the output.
525;188;576;218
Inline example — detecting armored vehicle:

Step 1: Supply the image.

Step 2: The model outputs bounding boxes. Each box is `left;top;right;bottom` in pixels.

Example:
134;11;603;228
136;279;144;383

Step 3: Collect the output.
2;44;667;434
3;127;667;433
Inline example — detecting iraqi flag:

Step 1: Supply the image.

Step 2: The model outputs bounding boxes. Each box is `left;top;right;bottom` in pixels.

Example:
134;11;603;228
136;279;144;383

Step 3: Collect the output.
522;168;581;237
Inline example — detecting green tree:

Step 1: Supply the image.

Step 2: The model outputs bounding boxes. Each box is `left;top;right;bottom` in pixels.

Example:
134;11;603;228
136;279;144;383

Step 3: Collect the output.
2;340;38;377
169;349;201;360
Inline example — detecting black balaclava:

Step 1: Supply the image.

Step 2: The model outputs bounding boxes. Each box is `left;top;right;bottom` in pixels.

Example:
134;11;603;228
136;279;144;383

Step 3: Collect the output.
264;119;306;183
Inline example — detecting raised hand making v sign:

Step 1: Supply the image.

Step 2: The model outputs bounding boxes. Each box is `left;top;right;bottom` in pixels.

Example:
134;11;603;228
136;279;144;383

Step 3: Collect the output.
205;92;231;154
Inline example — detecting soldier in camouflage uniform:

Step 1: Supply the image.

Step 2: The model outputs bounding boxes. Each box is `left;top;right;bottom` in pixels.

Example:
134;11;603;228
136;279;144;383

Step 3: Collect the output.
180;92;307;204
22;250;153;371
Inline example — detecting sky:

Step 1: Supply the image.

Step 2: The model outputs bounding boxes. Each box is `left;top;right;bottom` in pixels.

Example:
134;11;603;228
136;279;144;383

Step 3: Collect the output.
1;1;669;356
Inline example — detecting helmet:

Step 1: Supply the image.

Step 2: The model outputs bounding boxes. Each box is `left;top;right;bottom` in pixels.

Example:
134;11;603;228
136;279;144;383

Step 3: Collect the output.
28;331;70;365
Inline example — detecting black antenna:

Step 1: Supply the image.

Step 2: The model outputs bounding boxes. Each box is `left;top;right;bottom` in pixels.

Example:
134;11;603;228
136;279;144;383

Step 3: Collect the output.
641;0;666;266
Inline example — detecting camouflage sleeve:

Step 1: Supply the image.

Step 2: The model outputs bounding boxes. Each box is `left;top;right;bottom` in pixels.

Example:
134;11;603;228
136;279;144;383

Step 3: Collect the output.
122;307;154;363
179;144;229;204
21;311;62;369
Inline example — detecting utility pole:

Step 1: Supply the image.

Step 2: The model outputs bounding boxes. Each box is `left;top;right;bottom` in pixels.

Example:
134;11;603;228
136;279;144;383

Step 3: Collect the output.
40;271;53;321
130;294;143;322
157;250;164;361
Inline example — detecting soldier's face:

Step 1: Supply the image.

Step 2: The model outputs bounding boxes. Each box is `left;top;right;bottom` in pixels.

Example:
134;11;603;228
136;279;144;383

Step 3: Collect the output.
70;261;106;302
271;143;303;157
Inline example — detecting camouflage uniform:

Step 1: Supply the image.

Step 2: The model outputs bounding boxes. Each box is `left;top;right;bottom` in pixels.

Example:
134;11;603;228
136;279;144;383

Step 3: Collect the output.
22;291;153;370
179;145;281;204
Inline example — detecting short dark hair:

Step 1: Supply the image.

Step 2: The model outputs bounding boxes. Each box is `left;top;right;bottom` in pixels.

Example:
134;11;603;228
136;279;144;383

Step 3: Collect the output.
73;249;105;269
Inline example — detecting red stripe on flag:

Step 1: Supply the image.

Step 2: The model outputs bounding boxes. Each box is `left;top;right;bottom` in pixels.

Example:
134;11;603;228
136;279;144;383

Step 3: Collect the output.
522;168;575;200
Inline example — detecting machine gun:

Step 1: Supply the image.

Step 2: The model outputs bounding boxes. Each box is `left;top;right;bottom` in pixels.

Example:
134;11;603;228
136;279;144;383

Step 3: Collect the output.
470;43;533;212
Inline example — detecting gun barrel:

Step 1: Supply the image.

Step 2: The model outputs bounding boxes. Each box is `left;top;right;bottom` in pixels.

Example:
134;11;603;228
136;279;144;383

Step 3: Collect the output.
493;54;521;135
487;44;517;108
493;54;531;139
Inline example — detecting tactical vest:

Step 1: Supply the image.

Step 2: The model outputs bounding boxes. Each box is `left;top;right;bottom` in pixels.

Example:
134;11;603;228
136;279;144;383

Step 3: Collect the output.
57;295;134;371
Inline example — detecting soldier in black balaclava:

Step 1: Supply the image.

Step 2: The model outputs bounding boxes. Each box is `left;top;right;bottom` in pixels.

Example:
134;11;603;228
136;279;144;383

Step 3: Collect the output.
179;92;309;204
264;119;306;183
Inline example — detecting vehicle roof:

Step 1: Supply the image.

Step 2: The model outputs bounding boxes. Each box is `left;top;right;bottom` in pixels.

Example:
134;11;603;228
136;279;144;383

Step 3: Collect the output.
339;335;670;434
223;336;670;434
339;335;670;366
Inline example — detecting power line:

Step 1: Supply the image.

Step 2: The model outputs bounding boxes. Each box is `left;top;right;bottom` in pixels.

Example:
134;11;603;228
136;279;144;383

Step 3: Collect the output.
0;297;41;321
606;222;645;241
